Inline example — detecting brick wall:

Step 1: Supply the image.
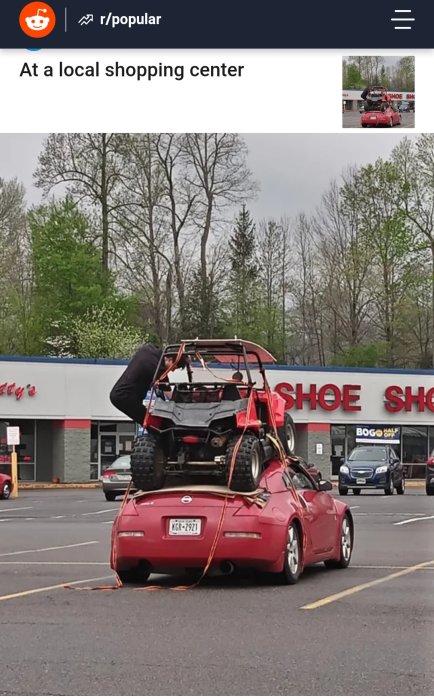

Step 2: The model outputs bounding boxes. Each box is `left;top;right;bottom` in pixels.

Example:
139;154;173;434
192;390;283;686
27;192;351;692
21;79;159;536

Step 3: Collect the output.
295;423;332;479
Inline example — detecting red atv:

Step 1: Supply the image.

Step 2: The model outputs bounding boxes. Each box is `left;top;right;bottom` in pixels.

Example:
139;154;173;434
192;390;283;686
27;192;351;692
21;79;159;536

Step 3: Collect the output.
130;339;296;493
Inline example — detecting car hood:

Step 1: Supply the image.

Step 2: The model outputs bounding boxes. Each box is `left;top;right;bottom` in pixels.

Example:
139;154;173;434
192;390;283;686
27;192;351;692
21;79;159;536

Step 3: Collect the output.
346;460;387;469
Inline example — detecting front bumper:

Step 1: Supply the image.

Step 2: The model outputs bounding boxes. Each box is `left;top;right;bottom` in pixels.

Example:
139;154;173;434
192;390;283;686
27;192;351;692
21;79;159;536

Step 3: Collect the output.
339;474;389;489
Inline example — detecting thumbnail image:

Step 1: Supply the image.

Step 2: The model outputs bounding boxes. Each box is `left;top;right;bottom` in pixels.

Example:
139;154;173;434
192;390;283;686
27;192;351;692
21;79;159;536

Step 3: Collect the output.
342;56;415;129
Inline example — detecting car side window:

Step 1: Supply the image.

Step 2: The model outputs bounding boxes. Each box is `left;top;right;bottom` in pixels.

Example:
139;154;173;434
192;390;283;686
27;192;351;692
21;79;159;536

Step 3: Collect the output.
282;468;315;491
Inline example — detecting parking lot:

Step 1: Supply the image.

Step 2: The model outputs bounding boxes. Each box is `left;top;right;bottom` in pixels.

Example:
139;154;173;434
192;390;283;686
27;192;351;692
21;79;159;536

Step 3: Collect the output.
342;111;415;128
0;486;433;695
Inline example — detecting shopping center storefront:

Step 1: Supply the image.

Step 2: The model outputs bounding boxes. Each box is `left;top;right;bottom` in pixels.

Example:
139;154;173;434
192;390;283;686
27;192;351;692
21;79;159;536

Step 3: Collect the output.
0;356;433;481
342;89;415;111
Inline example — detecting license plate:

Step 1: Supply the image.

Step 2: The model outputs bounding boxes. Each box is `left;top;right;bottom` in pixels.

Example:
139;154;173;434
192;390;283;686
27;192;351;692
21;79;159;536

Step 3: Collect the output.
370;116;376;120
356;478;366;485
169;518;201;536
116;474;130;481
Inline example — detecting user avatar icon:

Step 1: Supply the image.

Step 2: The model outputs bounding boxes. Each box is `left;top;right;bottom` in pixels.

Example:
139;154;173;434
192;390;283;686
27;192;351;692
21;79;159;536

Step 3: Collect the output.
19;2;56;38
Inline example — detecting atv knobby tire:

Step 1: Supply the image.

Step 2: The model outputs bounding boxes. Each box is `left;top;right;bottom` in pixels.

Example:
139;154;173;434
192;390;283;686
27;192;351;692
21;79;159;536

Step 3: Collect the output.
226;433;263;492
130;434;166;491
277;412;296;455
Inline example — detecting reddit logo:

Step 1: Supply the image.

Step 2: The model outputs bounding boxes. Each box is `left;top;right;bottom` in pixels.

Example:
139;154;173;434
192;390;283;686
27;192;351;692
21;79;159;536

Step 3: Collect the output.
19;2;56;38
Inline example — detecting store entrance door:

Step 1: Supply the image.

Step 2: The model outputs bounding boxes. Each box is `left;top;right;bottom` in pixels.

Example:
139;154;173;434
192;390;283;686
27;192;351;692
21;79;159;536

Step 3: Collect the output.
100;434;117;473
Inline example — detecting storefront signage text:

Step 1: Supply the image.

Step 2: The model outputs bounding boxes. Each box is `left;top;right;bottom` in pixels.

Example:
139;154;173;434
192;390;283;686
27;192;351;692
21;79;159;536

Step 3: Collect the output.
384;385;434;413
275;383;361;411
356;425;400;444
0;382;37;401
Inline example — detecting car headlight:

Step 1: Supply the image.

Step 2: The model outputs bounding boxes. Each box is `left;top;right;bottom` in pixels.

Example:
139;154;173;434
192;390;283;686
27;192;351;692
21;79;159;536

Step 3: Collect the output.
339;465;349;474
376;465;388;473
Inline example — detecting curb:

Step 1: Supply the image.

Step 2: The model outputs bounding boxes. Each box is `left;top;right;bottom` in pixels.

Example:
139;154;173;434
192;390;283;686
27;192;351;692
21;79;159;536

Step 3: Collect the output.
18;480;426;490
19;482;102;489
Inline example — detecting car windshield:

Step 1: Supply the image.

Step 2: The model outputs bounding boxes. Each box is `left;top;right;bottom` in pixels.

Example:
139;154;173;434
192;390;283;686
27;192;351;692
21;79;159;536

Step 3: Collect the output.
349;447;387;461
111;456;131;470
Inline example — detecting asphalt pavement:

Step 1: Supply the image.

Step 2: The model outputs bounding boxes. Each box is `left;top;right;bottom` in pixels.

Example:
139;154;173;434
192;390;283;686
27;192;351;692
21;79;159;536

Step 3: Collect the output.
342;111;415;129
0;487;433;695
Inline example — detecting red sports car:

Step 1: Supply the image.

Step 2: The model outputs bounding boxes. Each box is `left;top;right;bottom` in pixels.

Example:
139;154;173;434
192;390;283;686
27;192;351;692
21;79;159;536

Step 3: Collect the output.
361;106;401;128
0;472;12;499
111;459;354;585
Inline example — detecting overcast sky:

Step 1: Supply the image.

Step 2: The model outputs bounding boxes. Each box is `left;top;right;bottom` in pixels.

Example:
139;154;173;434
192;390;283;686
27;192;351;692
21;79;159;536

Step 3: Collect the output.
0;133;416;221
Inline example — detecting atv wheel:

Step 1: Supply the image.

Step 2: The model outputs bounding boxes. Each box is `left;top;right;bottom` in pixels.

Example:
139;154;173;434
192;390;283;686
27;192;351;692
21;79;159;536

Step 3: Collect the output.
277;412;296;455
130;434;166;491
226;434;263;492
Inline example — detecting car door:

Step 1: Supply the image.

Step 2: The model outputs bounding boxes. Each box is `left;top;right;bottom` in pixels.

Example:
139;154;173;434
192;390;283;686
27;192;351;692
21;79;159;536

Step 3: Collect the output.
289;471;337;557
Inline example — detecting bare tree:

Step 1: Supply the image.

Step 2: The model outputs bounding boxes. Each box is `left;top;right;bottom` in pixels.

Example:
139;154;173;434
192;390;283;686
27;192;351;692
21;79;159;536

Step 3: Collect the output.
315;177;373;356
34;133;123;273
393;135;434;366
182;133;258;334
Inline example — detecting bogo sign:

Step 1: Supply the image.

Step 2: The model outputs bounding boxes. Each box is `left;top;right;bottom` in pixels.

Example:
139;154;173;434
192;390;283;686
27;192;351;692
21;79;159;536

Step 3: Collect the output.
356;425;400;444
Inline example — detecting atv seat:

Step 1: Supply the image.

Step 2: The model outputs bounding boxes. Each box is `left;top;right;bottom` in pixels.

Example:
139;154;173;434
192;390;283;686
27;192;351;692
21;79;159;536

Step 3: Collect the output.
172;385;221;403
221;384;241;401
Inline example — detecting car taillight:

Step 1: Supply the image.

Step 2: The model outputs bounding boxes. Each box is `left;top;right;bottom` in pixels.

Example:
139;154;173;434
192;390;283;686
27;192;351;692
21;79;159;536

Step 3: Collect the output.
102;470;115;478
118;531;145;537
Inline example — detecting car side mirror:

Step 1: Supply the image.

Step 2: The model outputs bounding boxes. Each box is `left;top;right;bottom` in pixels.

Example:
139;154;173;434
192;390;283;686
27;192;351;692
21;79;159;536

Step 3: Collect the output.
318;479;333;492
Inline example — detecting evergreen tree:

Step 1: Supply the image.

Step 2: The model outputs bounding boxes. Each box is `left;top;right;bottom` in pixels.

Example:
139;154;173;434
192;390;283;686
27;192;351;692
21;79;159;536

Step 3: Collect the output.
227;206;258;338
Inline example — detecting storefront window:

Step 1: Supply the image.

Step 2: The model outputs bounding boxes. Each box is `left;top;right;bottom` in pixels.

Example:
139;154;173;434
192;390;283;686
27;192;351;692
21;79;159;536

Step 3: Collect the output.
0;420;35;480
428;426;434;457
331;425;346;475
90;422;99;480
402;426;428;464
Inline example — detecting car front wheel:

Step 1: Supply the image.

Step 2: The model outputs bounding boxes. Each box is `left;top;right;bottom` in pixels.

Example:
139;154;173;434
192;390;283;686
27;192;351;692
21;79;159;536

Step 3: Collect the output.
426;484;434;496
325;513;353;569
338;486;348;496
1;481;11;499
396;477;405;495
279;522;302;584
384;476;394;495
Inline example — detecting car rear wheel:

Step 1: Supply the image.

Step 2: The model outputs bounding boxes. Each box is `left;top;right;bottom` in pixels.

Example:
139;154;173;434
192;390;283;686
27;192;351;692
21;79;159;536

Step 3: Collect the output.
396;477;405;495
1;481;11;499
105;492;116;501
352;488;361;495
226;433;263;492
362;123;368;128
384;477;394;495
338;486;348;496
131;434;166;491
426;484;434;496
279;522;302;584
324;513;353;569
277;412;296;455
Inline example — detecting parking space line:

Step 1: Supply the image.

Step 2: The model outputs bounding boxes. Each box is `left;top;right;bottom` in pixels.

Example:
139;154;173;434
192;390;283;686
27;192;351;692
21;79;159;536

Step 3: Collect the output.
0;561;108;565
395;515;434;526
301;558;434;610
0;506;32;513
0;575;113;602
0;541;99;557
82;509;119;516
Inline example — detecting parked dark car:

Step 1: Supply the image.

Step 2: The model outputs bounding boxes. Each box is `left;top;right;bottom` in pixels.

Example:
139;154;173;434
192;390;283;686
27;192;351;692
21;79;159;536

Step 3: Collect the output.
426;450;434;495
339;445;405;495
